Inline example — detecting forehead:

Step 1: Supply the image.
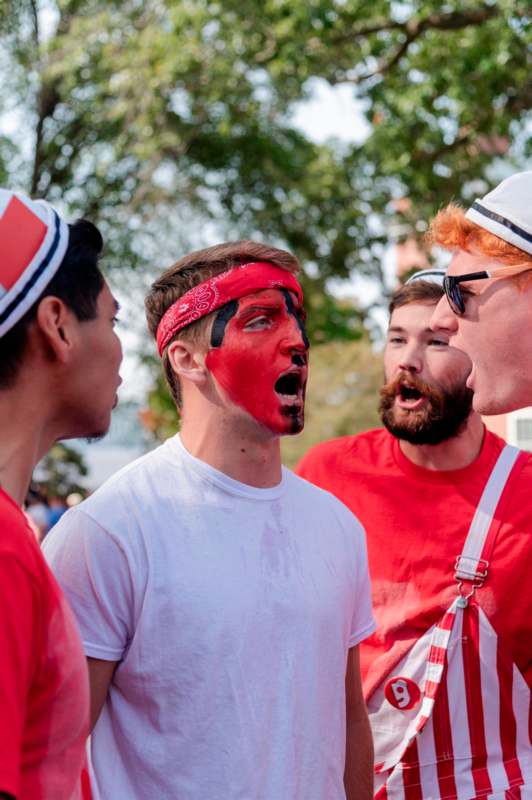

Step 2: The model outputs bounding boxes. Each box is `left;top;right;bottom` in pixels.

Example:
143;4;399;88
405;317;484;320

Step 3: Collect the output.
389;301;437;333
96;281;118;312
235;287;301;312
447;248;491;276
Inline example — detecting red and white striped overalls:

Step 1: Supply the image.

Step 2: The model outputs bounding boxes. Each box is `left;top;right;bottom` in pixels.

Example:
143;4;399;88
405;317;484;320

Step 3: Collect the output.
368;444;532;800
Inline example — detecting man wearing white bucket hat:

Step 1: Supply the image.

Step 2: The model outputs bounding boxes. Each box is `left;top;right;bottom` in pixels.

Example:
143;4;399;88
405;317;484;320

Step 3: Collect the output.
430;170;532;414
0;189;122;799
298;271;532;799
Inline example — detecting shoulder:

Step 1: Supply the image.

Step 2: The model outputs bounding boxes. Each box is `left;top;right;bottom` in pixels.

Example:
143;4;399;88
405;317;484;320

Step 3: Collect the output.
73;438;177;524
296;428;392;476
0;493;42;569
284;468;365;536
501;438;532;510
0;499;58;616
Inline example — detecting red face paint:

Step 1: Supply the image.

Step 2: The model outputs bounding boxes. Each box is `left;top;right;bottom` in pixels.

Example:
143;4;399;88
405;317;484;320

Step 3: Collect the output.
206;288;309;435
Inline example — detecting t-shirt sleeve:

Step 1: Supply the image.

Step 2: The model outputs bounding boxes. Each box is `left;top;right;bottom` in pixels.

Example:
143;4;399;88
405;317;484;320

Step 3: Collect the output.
346;517;376;648
43;508;134;662
0;557;39;797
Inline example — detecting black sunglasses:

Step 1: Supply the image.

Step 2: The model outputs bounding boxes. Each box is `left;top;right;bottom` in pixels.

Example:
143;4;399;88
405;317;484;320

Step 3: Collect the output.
443;271;489;315
444;263;532;315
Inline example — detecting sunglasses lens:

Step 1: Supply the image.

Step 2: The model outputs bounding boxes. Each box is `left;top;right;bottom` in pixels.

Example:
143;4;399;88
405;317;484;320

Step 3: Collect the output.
444;278;464;315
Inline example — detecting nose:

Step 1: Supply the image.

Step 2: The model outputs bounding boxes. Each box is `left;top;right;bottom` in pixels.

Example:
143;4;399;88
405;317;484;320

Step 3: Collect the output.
398;343;423;375
280;314;309;356
430;294;458;334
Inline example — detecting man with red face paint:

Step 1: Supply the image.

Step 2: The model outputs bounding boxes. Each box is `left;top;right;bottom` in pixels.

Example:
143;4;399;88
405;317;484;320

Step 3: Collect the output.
45;241;376;800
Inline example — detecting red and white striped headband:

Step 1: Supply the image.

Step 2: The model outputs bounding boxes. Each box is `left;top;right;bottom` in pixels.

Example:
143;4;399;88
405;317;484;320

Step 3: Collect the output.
0;189;69;337
156;261;303;355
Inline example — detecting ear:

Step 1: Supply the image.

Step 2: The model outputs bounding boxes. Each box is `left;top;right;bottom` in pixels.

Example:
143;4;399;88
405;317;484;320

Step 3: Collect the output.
35;296;79;364
167;339;208;388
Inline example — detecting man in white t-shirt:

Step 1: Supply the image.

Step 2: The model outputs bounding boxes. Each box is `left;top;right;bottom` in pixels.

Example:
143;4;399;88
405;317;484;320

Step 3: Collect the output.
44;240;375;800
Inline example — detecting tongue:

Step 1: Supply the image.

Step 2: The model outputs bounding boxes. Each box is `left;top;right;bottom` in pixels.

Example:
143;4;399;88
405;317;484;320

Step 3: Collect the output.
397;394;425;410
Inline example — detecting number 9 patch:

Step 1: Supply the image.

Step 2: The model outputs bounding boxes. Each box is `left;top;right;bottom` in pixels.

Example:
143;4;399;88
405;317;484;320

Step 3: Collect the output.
384;676;421;710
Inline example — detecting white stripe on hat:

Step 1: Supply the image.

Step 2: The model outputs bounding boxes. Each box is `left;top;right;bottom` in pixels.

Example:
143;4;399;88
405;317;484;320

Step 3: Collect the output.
0;190;69;337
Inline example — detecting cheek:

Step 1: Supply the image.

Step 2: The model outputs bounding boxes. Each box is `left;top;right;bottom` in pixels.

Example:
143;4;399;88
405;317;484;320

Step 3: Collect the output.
113;333;123;368
383;352;398;380
206;348;243;391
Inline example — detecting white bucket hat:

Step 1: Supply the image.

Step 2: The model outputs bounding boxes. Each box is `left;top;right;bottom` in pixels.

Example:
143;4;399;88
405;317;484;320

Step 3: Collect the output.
405;268;446;287
0;189;69;338
465;170;532;256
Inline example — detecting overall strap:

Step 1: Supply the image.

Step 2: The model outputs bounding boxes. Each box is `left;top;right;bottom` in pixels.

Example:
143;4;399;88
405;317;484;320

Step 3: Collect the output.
454;444;522;587
375;444;528;781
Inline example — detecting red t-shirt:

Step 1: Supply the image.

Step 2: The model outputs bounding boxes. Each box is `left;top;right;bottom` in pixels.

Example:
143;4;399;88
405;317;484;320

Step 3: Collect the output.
296;428;532;698
0;488;90;799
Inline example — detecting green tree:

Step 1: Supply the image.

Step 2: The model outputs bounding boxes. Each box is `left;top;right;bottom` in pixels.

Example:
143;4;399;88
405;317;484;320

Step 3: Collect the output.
34;442;89;497
0;0;529;305
1;0;529;447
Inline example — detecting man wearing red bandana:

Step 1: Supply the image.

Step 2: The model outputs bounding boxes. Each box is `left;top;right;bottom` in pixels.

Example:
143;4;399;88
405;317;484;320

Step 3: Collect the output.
45;241;375;800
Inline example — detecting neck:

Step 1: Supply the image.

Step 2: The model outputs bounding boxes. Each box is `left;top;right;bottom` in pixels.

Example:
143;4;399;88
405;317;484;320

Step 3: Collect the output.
0;387;56;505
179;409;282;488
398;412;485;471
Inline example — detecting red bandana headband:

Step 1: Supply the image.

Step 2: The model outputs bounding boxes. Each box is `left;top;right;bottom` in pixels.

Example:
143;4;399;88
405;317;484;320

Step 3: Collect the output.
156;261;303;355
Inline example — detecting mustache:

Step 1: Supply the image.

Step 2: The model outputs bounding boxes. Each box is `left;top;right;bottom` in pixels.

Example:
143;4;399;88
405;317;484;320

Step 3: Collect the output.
379;371;444;413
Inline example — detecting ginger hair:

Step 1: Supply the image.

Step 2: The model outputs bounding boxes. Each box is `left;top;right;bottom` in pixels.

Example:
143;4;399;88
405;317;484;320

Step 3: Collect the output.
427;203;532;268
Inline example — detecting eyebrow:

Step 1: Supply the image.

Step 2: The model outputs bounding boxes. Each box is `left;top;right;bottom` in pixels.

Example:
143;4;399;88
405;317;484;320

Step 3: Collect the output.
237;303;279;316
387;326;438;335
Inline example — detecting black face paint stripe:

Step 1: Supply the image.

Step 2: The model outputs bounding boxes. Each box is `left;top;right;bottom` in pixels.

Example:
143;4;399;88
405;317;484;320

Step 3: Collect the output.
210;299;239;348
281;288;310;350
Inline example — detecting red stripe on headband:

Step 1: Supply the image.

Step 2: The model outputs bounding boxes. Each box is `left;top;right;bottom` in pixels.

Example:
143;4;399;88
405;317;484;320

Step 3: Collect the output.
156;261;303;355
0;196;47;291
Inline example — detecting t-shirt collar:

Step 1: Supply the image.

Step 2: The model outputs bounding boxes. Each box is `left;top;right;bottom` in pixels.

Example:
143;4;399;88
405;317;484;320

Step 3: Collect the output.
165;434;286;501
391;425;496;484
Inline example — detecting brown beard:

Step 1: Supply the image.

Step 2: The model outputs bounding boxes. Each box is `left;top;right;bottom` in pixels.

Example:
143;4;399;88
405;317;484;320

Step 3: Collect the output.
379;371;473;445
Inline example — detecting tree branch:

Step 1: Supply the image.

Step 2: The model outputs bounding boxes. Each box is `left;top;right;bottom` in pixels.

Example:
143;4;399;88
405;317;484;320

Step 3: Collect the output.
334;5;500;85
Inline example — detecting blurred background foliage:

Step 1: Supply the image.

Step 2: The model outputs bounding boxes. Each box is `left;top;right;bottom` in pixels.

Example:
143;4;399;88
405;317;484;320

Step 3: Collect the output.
0;0;530;473
34;443;88;496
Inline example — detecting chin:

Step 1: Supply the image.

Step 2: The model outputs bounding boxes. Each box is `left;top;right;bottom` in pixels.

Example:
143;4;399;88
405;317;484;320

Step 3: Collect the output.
290;417;304;435
473;392;522;416
78;413;113;443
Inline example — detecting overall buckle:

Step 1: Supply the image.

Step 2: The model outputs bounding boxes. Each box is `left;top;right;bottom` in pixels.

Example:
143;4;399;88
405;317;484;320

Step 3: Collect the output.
454;556;489;606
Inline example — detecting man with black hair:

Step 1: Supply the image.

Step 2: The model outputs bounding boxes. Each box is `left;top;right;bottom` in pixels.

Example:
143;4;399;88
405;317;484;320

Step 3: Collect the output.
0;188;122;799
297;273;532;799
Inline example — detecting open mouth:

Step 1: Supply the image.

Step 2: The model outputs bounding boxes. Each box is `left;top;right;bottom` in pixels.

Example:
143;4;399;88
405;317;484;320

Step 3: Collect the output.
274;370;305;402
396;382;426;409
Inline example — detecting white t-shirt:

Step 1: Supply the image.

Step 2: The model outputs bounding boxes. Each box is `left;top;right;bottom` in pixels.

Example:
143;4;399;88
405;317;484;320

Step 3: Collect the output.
44;435;375;800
